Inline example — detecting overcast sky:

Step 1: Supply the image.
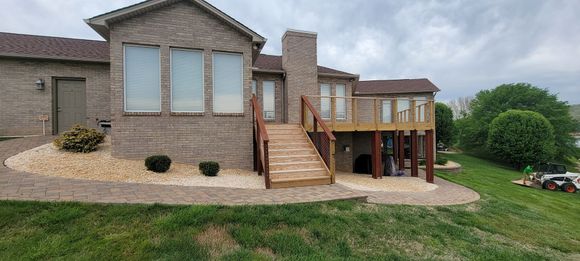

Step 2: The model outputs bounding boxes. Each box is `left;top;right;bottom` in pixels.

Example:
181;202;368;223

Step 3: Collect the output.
1;0;579;104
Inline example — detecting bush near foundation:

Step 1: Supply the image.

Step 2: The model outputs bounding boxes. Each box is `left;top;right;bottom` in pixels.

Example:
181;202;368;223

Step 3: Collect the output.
435;157;448;165
199;161;220;176
53;125;105;153
145;155;172;173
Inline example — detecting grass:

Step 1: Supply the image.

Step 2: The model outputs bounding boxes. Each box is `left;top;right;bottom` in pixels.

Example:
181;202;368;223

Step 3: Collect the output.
0;154;579;260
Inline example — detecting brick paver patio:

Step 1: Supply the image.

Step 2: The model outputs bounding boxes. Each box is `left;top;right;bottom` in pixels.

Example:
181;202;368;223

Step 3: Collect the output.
1;137;479;206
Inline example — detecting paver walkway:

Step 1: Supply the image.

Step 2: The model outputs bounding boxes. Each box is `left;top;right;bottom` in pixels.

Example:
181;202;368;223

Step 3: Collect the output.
1;137;479;206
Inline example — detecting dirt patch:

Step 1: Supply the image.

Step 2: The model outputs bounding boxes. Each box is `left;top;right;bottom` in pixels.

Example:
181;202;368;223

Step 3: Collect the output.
5;138;264;189
195;225;240;258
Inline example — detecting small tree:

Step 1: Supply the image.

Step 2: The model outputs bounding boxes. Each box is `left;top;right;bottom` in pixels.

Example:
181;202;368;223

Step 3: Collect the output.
487;110;556;168
435;102;454;145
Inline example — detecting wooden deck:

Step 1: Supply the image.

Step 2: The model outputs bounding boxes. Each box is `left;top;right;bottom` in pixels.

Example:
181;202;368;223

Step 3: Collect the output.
302;95;435;132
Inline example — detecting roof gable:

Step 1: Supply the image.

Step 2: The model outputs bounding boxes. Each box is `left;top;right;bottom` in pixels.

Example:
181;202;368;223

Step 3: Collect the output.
85;0;266;44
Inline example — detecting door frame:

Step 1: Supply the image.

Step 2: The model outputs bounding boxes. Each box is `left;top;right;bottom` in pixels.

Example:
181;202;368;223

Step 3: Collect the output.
51;77;87;135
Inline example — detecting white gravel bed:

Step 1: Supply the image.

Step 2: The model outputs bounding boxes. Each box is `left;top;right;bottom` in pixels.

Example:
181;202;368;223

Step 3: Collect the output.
5;138;265;189
336;171;438;192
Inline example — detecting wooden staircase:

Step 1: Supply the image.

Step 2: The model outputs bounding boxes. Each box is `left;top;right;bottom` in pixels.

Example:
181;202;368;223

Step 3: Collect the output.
266;124;332;188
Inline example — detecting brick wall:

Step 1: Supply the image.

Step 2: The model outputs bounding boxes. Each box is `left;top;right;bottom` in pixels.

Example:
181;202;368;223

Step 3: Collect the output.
252;72;284;123
108;1;254;168
0;58;110;136
282;30;318;123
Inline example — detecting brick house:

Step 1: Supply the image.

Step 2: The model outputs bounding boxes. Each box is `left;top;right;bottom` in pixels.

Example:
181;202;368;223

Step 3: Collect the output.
0;0;439;188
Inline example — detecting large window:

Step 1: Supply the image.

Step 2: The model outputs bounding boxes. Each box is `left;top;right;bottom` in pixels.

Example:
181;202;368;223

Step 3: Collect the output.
263;81;275;120
320;83;331;119
213;52;243;113
382;100;392;123
124;45;160;112
336;84;346;119
171;48;204;112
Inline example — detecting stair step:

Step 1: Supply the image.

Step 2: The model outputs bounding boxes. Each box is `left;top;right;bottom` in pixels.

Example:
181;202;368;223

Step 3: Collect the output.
270;168;326;174
270;175;331;189
267;129;304;135
269;149;315;156
266;124;302;130
268;134;307;139
269;143;311;149
269;154;320;163
270;161;321;166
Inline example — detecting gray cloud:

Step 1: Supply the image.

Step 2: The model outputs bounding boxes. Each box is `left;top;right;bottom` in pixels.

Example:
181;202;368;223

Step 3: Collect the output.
1;0;578;103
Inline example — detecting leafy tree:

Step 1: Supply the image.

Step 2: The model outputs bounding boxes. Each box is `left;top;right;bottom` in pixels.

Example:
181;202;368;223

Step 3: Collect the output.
435;102;454;145
460;83;578;158
487;110;556;168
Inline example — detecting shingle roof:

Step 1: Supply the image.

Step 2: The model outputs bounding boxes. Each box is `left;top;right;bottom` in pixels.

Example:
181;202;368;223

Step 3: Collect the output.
0;32;109;62
355;79;440;94
253;54;355;76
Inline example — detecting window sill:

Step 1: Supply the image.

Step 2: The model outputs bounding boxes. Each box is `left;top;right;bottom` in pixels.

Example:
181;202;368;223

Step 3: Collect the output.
213;112;245;117
171;112;205;116
123;111;161;116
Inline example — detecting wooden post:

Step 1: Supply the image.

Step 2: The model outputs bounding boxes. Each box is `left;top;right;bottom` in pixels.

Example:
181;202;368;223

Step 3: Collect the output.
393;130;398;163
425;129;434;183
371;130;382;179
411;130;418;177
352;98;358;130
331;97;336;129
398;130;405;170
330;139;336;183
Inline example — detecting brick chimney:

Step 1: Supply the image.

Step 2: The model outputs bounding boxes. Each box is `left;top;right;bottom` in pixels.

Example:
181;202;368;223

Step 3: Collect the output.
282;29;318;123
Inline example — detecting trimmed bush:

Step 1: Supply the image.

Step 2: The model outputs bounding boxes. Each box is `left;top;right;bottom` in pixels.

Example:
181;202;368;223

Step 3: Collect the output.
145;155;172;173
487;110;556;168
435;157;448;165
53;125;105;153
199;161;220;176
419;160;426;166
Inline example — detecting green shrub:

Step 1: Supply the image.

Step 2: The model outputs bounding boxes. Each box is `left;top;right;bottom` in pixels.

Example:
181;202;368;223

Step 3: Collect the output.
435;157;448;165
199;161;220;176
419;160;426;166
487;110;556;168
53;125;105;153
145;155;172;173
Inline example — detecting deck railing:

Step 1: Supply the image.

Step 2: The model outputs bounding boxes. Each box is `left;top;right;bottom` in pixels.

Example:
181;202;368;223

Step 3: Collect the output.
304;95;435;132
301;95;336;183
251;95;271;189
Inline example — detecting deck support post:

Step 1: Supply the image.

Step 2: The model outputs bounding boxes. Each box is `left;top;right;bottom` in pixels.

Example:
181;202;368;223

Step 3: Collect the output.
398;130;405;170
371;130;382;179
411;130;418;177
425;129;434;183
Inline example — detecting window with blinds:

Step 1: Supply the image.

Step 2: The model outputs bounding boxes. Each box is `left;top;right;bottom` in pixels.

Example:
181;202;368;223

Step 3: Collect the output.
124;45;160;112
213;52;243;113
171;48;204;112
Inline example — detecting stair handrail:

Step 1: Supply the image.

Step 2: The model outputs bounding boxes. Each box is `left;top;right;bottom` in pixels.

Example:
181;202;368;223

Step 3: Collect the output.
300;95;336;183
251;95;271;189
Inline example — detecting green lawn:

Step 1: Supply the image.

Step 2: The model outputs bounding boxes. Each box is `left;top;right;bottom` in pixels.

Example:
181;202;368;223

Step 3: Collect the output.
1;154;578;260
